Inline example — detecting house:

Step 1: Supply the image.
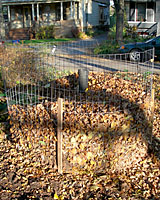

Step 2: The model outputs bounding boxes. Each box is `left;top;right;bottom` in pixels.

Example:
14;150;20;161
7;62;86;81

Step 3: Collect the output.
124;0;160;36
0;0;110;40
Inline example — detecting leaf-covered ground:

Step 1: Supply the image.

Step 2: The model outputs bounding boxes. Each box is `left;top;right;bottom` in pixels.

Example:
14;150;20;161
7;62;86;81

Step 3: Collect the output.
0;73;160;200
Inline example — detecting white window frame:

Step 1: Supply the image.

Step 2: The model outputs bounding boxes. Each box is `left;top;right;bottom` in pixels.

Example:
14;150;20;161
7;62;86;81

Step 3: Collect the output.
128;2;155;23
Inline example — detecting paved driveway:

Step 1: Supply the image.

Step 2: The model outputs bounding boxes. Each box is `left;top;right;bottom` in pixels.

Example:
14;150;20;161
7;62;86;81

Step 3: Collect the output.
40;34;160;75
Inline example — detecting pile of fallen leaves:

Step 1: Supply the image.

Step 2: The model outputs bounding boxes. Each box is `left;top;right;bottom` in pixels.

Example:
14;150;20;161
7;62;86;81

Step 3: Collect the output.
0;72;159;199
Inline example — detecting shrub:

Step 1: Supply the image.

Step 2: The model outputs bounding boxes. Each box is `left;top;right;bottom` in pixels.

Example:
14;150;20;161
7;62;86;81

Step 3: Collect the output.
71;27;81;38
94;40;120;54
94;34;151;55
2;47;43;88
108;26;116;40
71;27;89;39
35;25;55;40
85;28;94;37
77;31;89;39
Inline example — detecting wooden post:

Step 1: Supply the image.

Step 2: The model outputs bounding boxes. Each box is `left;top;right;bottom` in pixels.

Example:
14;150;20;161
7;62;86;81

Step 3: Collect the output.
57;98;63;174
151;88;155;115
51;82;53;102
150;88;155;144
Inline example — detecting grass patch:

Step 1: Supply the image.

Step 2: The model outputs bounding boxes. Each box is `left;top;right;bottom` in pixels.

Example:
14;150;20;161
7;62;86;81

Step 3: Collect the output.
22;38;76;44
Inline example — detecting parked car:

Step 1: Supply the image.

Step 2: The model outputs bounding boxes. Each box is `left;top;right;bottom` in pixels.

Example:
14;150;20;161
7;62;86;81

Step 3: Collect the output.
118;36;160;62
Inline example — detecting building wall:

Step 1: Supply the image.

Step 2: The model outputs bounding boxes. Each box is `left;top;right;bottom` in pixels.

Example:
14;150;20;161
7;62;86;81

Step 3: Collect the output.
88;1;99;27
84;1;109;28
156;1;160;35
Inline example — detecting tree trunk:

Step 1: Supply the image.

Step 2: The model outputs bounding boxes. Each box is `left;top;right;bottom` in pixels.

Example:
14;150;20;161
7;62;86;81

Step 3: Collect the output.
113;0;124;44
0;0;5;39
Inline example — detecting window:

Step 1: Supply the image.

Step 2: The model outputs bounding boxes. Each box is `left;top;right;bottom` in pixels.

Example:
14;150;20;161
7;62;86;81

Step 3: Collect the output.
11;8;15;21
137;3;146;21
2;6;8;22
99;7;105;21
25;8;28;20
17;8;22;20
34;6;37;21
39;6;43;20
63;3;67;20
127;2;155;22
55;3;60;21
86;3;88;22
130;2;135;21
125;2;130;21
147;2;154;22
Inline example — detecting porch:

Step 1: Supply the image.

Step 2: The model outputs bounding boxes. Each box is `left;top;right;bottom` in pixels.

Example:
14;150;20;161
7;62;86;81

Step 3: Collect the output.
125;0;157;35
2;1;80;39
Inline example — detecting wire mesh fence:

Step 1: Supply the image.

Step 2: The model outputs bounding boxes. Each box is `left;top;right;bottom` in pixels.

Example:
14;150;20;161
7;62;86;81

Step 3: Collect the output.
1;42;155;173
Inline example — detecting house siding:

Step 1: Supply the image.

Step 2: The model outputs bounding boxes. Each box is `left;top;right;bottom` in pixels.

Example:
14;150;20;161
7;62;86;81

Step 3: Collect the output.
88;1;99;27
156;1;160;35
83;1;109;28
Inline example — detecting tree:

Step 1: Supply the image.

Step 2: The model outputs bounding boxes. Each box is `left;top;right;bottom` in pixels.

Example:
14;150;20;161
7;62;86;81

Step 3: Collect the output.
0;0;5;39
113;0;124;44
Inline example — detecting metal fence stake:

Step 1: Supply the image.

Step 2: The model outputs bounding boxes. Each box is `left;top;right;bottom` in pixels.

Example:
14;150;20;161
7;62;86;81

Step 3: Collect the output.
57;98;63;174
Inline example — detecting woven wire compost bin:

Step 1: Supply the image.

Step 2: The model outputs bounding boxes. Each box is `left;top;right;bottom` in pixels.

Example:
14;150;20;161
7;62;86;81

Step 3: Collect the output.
2;42;155;173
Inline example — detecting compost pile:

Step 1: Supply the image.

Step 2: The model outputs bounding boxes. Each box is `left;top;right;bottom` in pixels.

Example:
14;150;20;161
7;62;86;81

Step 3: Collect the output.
0;72;159;200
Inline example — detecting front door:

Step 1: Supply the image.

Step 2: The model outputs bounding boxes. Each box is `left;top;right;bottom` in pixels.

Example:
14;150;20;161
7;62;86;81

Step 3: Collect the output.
23;7;31;27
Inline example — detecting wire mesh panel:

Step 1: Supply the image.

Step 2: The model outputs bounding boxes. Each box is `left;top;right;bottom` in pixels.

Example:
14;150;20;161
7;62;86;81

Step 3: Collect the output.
1;42;155;174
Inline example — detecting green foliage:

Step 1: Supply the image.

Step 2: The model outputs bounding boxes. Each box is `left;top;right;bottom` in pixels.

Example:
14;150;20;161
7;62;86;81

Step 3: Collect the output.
46;66;73;80
95;24;151;54
124;24;138;39
108;25;116;40
85;28;94;37
85;28;105;38
108;19;139;41
23;38;75;44
94;40;120;54
77;31;89;39
35;25;55;40
143;71;152;80
108;7;149;43
94;34;150;55
110;13;116;28
71;27;104;39
71;27;91;39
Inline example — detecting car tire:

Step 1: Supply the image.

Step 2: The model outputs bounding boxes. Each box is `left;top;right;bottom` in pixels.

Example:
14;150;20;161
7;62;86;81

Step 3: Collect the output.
129;49;142;62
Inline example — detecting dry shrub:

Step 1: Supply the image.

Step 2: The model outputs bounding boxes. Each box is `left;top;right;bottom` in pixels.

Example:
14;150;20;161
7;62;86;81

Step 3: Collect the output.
2;47;44;88
0;45;5;64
